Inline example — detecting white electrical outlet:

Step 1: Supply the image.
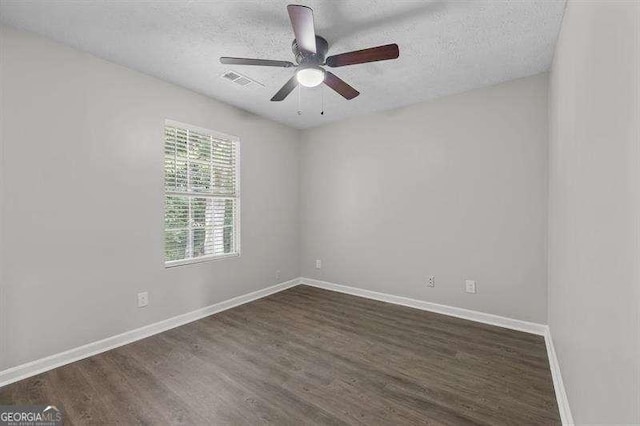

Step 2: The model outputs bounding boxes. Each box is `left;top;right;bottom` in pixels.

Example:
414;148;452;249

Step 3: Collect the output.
276;270;281;280
427;276;435;287
315;259;322;269
137;291;149;308
465;280;477;294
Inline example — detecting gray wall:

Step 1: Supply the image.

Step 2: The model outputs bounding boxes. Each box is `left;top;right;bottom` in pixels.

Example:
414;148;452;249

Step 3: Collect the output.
0;26;300;370
300;74;549;323
548;1;640;423
0;25;5;371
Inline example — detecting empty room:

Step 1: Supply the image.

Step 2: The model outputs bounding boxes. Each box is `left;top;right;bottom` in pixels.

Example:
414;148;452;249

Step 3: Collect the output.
0;0;638;424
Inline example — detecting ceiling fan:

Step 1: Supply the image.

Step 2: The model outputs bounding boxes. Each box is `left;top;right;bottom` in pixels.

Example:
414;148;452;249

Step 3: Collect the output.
220;4;400;102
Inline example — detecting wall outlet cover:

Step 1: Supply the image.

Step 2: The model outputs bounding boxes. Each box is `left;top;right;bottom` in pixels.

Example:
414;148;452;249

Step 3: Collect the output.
315;259;322;269
137;291;149;308
465;280;477;294
427;276;435;287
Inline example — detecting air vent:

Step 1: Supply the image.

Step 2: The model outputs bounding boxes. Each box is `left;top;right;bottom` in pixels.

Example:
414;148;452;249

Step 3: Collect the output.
234;76;252;86
221;70;264;88
222;71;241;81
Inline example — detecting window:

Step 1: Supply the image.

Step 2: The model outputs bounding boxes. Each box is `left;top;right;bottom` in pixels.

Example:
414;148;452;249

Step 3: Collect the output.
164;120;240;266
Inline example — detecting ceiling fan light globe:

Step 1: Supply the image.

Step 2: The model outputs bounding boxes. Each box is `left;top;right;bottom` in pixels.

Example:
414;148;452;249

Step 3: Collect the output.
296;67;325;87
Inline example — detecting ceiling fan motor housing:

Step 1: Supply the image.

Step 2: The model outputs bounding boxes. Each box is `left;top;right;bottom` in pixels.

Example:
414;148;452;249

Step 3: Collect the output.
292;36;329;65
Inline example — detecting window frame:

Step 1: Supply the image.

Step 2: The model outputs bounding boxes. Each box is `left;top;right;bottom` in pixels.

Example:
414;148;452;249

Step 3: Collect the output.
163;119;241;268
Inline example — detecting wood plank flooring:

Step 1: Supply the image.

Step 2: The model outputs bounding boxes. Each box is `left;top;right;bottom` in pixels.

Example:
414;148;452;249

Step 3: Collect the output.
0;285;560;425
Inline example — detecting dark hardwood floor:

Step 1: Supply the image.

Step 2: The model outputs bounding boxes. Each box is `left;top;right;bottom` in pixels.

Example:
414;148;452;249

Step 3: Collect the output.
0;285;560;425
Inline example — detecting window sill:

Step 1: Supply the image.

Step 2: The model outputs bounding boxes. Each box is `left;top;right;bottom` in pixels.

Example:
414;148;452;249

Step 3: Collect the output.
165;252;240;268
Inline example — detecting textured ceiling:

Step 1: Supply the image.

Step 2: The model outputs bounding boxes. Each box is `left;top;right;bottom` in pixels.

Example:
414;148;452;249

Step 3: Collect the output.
0;0;565;129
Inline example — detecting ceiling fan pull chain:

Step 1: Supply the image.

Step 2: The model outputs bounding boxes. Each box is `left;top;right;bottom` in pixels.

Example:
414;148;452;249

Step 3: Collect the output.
321;84;325;116
297;85;302;115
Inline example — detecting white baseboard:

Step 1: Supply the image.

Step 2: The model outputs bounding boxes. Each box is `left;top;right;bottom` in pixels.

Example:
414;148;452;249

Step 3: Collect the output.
0;277;301;388
544;327;574;425
300;277;547;335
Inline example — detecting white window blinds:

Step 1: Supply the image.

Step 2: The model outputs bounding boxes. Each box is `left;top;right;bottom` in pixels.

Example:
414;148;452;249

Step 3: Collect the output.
164;120;240;266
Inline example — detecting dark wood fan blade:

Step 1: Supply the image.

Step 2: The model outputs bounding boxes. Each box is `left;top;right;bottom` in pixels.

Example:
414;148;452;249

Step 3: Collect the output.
271;76;298;101
287;5;316;54
326;44;399;67
220;57;295;67
324;71;359;100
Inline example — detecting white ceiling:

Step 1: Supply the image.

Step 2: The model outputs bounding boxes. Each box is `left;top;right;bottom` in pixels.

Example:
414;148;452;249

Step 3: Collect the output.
0;0;566;129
